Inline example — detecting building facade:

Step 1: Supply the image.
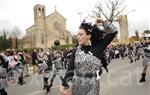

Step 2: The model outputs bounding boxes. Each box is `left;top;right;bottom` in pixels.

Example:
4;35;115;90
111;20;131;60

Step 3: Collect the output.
21;4;72;48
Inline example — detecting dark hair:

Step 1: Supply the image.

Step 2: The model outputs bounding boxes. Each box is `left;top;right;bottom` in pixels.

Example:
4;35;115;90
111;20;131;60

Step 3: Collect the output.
79;22;92;35
79;20;104;44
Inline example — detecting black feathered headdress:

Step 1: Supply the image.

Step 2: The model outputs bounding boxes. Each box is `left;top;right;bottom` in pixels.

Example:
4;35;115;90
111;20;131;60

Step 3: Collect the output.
79;19;93;33
79;18;104;43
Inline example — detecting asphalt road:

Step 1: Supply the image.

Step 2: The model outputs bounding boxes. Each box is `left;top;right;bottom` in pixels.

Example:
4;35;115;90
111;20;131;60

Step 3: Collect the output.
6;57;150;95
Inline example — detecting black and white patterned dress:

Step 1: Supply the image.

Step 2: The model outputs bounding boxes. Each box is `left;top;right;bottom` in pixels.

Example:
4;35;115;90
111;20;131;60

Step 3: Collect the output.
0;55;9;90
71;45;101;95
142;44;150;66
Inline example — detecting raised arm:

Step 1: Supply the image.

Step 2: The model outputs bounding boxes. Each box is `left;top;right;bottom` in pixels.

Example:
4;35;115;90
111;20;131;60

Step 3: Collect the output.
96;20;118;54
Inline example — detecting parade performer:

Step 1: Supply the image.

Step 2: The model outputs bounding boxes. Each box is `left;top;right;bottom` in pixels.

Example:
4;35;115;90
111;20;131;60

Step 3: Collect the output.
0;54;9;95
60;18;118;95
42;52;52;94
139;39;150;82
49;51;64;91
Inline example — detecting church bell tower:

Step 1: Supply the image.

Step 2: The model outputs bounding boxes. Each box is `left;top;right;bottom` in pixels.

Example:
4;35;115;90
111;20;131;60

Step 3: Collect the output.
33;4;46;48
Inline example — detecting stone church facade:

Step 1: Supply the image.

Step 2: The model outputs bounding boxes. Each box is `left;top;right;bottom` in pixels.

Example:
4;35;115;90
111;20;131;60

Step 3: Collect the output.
21;4;72;48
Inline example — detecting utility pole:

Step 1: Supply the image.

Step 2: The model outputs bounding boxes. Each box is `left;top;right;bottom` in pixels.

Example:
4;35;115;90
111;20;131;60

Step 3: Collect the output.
78;12;83;23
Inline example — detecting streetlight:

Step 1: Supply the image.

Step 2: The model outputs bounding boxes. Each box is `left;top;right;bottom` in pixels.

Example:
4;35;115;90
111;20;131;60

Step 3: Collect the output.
78;12;83;23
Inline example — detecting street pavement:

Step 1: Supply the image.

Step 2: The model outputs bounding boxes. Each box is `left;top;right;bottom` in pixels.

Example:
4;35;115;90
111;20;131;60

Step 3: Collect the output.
6;57;150;95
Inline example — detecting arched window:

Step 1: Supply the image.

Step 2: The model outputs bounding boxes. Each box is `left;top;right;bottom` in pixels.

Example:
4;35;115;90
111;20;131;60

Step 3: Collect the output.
38;7;41;11
37;7;41;16
42;8;45;16
41;32;44;44
65;36;69;43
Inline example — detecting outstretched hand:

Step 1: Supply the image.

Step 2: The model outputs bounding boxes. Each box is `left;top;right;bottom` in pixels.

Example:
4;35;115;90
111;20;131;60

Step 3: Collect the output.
60;85;70;95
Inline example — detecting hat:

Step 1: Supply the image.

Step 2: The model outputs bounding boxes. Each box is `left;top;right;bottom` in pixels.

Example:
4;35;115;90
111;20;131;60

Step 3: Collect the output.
80;18;104;43
79;19;93;33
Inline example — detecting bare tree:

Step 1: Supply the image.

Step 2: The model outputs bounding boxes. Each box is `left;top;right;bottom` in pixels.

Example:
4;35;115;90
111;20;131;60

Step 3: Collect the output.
144;30;150;34
143;30;150;40
9;26;22;48
10;26;22;39
91;0;126;22
0;29;9;38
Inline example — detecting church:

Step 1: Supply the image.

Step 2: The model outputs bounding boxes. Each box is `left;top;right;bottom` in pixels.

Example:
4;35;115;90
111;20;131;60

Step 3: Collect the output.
21;4;72;48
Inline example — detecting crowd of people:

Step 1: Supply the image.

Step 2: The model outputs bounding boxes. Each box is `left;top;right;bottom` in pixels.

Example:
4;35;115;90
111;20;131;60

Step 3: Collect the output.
0;40;149;95
0;47;73;95
0;49;30;95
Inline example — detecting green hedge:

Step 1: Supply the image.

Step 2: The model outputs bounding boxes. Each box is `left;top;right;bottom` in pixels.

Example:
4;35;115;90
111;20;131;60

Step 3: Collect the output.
51;44;76;50
10;44;77;54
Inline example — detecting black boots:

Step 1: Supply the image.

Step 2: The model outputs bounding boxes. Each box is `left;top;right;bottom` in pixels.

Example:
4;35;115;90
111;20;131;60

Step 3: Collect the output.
139;73;146;82
45;86;50;95
18;76;24;85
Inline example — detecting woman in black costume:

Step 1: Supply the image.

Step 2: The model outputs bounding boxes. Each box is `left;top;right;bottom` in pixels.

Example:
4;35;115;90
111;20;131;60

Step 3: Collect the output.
60;18;118;95
139;39;150;82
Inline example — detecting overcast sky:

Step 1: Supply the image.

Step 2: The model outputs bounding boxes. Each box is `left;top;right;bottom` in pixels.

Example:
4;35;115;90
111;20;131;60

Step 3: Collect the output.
0;0;149;37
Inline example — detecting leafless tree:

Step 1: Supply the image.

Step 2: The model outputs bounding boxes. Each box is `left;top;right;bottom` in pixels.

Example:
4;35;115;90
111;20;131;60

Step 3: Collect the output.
144;30;150;34
91;0;126;22
0;29;9;37
9;26;22;39
9;26;22;48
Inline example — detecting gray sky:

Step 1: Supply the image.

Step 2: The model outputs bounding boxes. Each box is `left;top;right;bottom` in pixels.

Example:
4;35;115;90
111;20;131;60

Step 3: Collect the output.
0;0;149;37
